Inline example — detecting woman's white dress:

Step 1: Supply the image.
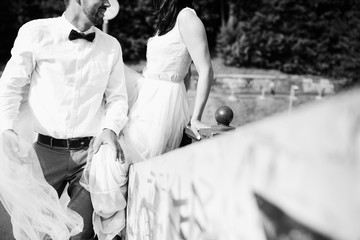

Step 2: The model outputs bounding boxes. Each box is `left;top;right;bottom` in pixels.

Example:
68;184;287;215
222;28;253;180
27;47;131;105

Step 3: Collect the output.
80;7;197;240
123;7;196;159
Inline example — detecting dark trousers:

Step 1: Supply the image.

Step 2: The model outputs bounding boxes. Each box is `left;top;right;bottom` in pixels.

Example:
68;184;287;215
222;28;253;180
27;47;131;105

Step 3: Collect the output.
34;142;96;240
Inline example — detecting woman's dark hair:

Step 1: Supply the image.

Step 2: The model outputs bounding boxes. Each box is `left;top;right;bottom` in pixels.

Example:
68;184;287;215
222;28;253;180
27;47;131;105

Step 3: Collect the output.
64;0;69;7
151;0;193;36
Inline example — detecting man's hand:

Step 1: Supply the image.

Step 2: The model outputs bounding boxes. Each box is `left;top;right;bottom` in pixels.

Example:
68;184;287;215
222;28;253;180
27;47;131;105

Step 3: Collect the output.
92;128;125;162
2;129;21;163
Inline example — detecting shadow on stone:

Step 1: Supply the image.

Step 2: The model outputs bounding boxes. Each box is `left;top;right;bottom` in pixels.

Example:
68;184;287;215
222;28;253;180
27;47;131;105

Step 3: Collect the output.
254;193;330;240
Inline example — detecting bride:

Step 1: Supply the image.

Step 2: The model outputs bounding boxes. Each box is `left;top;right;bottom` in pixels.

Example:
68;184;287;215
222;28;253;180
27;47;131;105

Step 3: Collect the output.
123;0;213;159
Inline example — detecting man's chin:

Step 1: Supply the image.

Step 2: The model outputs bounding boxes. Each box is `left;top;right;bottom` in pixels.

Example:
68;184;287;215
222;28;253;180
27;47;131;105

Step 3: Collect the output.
90;17;104;27
97;19;104;26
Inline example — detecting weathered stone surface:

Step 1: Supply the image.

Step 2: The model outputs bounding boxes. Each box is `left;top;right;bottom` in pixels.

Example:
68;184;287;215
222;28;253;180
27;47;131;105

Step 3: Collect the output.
127;88;360;240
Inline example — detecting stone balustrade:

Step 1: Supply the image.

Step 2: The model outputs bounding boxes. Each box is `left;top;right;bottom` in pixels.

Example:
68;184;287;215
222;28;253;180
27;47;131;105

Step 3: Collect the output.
126;88;360;240
213;73;347;95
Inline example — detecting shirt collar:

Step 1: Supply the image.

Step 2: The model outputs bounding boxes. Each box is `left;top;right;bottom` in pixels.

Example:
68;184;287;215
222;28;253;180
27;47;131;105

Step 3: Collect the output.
61;13;95;34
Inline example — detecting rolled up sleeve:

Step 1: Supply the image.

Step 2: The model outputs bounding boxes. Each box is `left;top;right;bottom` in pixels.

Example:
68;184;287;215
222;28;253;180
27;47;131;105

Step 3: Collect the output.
0;23;35;132
102;41;128;135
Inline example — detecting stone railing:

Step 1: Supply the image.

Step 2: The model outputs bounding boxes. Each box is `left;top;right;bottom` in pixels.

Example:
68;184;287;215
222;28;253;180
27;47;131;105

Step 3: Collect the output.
126;88;360;240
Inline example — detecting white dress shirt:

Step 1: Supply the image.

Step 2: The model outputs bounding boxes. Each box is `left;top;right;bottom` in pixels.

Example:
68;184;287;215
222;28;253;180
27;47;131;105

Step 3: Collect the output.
0;15;128;138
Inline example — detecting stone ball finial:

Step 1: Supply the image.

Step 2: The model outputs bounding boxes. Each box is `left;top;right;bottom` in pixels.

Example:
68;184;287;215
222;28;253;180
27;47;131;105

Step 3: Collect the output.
215;106;234;126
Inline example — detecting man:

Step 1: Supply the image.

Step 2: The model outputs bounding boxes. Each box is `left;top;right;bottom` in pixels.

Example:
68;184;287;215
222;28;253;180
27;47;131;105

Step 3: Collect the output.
0;0;128;239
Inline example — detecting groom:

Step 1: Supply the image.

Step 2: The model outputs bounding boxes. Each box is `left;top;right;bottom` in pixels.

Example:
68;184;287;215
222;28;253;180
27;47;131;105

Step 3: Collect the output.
0;0;128;239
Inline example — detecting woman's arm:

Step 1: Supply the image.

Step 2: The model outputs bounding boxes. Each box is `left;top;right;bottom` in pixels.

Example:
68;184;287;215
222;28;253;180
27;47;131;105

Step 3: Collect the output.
178;9;214;139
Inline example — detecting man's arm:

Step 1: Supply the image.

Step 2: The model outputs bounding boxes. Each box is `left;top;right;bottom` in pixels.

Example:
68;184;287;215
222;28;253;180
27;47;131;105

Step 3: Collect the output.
102;41;128;135
93;41;128;162
0;23;35;162
0;23;35;132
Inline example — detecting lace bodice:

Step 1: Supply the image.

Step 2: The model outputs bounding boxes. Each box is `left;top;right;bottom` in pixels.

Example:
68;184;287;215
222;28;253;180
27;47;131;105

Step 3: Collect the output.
142;8;196;83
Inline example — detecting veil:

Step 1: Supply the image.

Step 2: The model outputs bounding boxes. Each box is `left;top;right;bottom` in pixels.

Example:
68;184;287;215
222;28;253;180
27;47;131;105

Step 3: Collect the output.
0;85;83;240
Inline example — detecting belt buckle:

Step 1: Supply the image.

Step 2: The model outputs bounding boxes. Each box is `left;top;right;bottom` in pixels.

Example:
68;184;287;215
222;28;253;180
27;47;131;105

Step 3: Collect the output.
67;138;86;150
66;139;72;149
50;137;54;148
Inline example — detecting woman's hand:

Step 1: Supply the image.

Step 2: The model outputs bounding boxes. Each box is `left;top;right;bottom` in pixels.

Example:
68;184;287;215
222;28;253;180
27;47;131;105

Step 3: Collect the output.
190;119;210;140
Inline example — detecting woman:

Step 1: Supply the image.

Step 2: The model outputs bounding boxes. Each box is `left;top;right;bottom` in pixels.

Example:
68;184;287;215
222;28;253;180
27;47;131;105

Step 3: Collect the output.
81;1;214;239
124;0;214;159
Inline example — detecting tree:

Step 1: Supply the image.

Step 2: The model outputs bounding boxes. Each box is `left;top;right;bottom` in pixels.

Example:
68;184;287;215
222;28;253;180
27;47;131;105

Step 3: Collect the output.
108;0;224;60
0;0;65;63
108;0;154;62
192;0;222;53
217;0;360;85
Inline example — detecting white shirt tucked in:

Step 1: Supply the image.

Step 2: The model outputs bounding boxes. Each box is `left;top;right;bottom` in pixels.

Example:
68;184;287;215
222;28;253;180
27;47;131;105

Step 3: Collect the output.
0;15;128;138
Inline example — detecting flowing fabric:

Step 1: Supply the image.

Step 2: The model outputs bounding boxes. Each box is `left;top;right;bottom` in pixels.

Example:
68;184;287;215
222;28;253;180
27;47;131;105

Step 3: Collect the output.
77;66;145;240
124;65;142;111
80;137;143;240
0;91;83;240
123;77;189;158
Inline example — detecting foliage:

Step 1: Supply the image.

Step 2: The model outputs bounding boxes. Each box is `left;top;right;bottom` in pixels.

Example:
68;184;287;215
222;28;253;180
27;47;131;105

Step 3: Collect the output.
112;0;223;60
192;0;222;52
217;0;360;85
0;0;65;62
109;0;153;62
1;0;359;85
0;0;223;63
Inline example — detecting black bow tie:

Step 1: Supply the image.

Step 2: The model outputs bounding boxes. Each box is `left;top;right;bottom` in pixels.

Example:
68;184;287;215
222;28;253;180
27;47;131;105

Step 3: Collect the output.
68;30;96;42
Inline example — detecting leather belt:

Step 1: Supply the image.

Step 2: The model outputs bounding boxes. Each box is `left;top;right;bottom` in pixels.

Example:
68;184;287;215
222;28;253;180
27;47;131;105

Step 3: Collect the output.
37;134;92;150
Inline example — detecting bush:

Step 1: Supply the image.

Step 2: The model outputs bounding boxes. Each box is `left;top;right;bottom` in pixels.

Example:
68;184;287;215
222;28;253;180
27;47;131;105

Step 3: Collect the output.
0;0;65;63
0;0;222;63
109;0;153;62
112;0;222;61
217;0;360;85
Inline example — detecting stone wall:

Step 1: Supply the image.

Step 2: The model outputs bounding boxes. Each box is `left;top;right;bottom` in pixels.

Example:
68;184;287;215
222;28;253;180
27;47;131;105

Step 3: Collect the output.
126;88;360;240
213;73;347;96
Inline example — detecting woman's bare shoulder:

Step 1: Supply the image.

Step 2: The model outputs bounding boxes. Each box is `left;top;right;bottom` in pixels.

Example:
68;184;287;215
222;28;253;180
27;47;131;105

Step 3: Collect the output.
178;8;204;32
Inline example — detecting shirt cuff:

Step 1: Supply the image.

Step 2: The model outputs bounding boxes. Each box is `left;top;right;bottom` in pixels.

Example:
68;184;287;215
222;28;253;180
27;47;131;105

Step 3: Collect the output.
102;116;128;136
0;120;15;133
